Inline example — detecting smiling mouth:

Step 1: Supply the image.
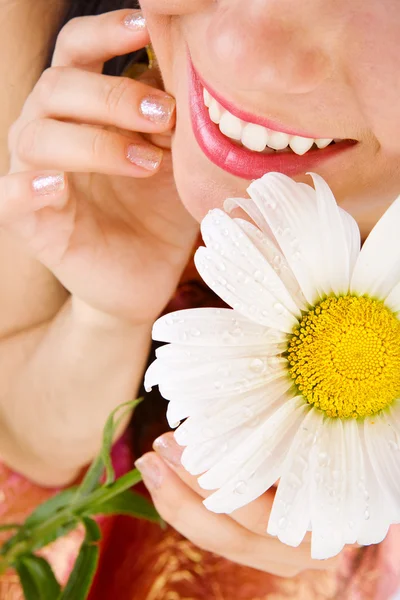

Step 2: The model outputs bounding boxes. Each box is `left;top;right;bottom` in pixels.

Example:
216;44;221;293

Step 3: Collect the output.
188;57;357;180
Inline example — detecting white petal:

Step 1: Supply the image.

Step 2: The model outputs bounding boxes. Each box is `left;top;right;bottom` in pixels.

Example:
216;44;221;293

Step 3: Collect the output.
357;427;392;545
202;397;307;513
385;281;400;314
268;408;321;547
351;195;400;298
338;207;361;275
224;196;271;234
246;173;325;304
310;418;347;559
234;218;308;311
308;173;352;296
195;247;297;333
201;210;301;317
152;308;286;347
341;419;367;545
364;412;400;520
175;377;292;448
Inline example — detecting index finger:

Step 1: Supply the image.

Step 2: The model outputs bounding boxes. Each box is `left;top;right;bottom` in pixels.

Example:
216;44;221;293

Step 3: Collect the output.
52;9;150;73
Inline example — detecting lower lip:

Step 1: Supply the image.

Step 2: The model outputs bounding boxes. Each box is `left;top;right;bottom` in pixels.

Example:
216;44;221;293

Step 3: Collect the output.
188;59;356;180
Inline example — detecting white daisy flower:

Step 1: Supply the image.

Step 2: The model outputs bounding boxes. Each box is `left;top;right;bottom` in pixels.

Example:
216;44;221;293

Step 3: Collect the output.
145;172;400;560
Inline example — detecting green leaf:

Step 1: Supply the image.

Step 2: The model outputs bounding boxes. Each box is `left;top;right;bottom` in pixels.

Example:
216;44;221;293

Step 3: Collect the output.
25;488;78;530
74;398;142;501
15;554;61;600
87;490;160;523
0;524;21;532
30;520;79;554
82;469;142;509
58;518;100;600
101;398;143;486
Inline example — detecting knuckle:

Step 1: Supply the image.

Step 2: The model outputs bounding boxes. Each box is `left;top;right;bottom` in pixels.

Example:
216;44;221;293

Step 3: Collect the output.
34;67;65;106
16;119;46;164
103;77;133;115
89;129;110;162
54;17;86;62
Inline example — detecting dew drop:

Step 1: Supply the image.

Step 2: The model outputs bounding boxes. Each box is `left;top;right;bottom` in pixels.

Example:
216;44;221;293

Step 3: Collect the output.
222;228;229;237
234;481;247;495
318;451;330;467
274;303;286;316
214;380;223;390
231;326;243;337
250;358;266;374
190;328;201;337
278;517;287;530
254;269;264;283
364;509;370;521
215;262;226;273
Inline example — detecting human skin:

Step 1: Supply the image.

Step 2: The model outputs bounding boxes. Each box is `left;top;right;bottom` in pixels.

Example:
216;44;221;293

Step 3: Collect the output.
140;0;400;240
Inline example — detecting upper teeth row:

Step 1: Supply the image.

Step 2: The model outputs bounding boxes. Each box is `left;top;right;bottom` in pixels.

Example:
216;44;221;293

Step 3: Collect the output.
203;88;334;156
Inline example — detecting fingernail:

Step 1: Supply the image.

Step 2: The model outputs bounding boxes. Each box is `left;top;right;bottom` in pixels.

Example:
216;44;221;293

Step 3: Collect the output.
154;434;184;467
127;145;162;171
32;173;65;196
135;455;162;491
123;12;146;31
140;95;176;125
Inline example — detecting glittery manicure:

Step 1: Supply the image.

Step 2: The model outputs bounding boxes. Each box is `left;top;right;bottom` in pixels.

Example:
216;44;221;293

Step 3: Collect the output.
127;145;162;171
135;455;163;491
154;434;183;467
123;13;146;31
140;95;176;125
32;173;65;195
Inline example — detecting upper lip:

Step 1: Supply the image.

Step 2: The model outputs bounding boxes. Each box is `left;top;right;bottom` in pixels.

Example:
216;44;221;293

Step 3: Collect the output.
195;66;340;141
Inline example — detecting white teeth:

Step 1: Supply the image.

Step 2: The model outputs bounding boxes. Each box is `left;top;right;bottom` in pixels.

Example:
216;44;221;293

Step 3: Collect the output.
203;88;211;108
219;112;243;141
209;98;223;124
241;123;268;151
315;138;333;149
267;131;290;150
203;86;339;155
289;135;314;156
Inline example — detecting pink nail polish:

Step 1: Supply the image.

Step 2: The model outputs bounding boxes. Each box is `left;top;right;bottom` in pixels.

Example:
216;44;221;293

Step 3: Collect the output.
135;455;162;491
140;95;176;125
123;13;146;31
127;145;162;171
32;173;65;195
154;434;184;467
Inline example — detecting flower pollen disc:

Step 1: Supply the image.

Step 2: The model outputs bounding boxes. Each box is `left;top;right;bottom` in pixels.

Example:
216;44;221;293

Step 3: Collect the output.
287;295;400;418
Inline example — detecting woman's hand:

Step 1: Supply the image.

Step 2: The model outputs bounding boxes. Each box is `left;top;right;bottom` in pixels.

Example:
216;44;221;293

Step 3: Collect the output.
4;9;198;326
137;433;342;578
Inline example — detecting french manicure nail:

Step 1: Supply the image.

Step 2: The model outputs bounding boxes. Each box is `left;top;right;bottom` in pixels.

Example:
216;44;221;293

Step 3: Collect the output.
123;12;146;31
153;434;183;467
127;144;162;171
135;455;162;491
32;173;65;196
140;95;176;125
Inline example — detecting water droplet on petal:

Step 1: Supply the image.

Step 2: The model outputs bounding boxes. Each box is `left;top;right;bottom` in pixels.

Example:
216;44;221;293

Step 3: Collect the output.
318;451;330;467
234;481;247;495
214;380;223;390
250;358;266;374
274;303;286;316
222;228;229;237
190;328;201;337
231;326;243;337
364;509;370;521
254;270;264;283
278;517;287;529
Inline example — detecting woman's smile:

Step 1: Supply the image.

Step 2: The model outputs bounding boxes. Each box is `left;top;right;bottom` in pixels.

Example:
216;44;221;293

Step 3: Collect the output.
188;56;357;179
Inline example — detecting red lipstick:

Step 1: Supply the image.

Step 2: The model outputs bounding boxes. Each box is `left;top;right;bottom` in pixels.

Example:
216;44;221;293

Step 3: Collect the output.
189;58;356;180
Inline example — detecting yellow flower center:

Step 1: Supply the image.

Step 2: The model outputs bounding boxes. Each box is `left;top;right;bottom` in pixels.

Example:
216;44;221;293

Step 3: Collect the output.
287;295;400;418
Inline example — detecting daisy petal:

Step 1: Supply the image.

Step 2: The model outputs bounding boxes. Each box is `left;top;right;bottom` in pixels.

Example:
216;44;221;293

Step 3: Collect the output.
357;429;392;545
195;247;297;332
234;218;308;311
338;207;361;275
224;196;271;233
152;308;286;348
364;412;400;520
268;408;320;547
308;173;352;296
351;195;400;298
247;173;324;305
385;282;400;314
310;418;347;559
201;209;300;316
174;378;291;447
202;397;307;513
341;419;367;545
